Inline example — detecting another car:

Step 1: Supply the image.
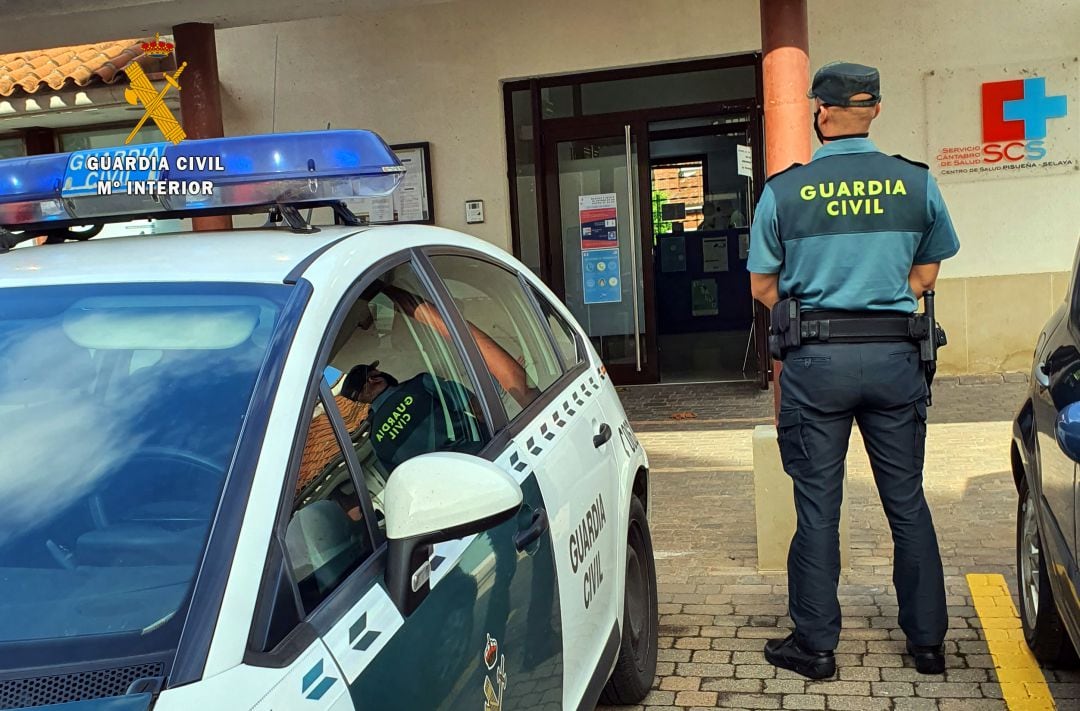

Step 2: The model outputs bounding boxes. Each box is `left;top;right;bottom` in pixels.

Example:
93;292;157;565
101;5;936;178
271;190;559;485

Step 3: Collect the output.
1011;240;1080;667
0;131;657;710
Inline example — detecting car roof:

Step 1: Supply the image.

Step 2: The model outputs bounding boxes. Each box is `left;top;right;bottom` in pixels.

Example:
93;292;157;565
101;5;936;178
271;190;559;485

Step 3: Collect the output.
0;227;361;287
0;224;515;289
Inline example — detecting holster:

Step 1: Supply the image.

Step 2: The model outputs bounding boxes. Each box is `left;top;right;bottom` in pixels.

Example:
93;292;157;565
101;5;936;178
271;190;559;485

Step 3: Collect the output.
768;298;801;361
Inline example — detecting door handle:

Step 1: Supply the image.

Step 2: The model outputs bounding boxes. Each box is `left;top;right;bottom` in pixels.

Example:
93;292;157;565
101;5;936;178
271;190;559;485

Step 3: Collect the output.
1036;362;1051;389
514;508;548;551
593;423;612;448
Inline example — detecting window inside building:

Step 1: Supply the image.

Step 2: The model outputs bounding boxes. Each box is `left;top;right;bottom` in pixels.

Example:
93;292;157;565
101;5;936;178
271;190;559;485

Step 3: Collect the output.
0;137;25;159
651;159;706;235
58;124;166;152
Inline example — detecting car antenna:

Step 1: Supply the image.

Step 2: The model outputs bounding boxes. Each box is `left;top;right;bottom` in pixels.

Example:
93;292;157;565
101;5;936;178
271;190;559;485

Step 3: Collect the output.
303;121;333;225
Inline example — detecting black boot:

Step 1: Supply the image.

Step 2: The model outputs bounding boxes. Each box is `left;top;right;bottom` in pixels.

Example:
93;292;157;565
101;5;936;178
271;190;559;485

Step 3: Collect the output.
764;634;836;679
906;640;946;674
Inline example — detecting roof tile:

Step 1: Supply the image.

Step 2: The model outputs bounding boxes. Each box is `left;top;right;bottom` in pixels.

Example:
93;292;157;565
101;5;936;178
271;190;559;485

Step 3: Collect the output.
0;38;151;97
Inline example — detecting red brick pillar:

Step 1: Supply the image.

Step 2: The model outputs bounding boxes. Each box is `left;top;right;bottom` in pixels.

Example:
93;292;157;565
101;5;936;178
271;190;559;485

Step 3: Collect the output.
173;22;232;231
760;0;811;418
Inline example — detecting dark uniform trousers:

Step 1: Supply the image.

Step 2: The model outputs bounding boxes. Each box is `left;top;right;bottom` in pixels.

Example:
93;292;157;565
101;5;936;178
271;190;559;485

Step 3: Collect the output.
777;340;947;652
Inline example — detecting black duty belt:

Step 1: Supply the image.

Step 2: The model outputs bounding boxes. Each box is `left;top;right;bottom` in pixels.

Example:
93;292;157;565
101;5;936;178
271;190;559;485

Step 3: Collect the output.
799;310;923;344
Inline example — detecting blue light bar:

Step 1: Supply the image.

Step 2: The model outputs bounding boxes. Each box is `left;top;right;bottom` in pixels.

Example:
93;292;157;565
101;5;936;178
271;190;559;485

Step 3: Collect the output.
0;129;405;230
0;153;68;225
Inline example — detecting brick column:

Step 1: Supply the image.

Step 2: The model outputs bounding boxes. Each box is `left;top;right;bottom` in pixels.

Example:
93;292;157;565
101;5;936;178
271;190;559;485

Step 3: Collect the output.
173;22;232;231
759;0;811;417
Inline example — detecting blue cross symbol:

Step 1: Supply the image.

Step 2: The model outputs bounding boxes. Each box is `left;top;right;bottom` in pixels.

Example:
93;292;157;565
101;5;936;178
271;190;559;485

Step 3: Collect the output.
1003;77;1068;140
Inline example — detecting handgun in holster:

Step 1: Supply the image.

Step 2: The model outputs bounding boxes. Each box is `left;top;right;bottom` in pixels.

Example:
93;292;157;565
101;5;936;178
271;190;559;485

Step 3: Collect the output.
913;290;948;406
768;298;802;361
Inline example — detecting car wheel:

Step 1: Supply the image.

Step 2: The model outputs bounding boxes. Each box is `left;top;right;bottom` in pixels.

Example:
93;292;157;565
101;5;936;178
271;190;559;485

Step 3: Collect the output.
1016;478;1078;667
599;496;658;705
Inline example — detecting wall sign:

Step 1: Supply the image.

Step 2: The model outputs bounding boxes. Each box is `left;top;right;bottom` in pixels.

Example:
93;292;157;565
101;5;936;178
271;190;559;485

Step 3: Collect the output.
925;59;1079;183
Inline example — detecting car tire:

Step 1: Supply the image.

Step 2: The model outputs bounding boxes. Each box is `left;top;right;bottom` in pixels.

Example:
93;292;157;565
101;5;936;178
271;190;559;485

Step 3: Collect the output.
599;496;658;705
1016;478;1079;667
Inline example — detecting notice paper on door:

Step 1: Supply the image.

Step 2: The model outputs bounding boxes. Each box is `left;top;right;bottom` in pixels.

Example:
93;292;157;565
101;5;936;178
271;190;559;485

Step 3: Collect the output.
702;236;729;272
737;144;753;178
582;247;622;304
691;279;718;317
579;193;619;250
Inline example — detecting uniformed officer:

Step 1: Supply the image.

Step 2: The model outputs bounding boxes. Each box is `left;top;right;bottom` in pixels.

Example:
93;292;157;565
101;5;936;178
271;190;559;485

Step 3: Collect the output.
341;360;482;471
747;62;960;679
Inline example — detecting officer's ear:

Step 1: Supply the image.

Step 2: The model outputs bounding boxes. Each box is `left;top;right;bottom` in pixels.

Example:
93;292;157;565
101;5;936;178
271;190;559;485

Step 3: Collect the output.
873;103;882;120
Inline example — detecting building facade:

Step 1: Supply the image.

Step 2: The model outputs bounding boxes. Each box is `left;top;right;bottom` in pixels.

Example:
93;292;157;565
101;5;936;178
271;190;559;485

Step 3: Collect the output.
3;0;1078;381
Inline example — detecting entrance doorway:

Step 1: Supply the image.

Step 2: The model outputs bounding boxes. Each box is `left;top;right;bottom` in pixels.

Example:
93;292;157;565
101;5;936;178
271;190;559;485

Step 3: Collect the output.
505;57;770;387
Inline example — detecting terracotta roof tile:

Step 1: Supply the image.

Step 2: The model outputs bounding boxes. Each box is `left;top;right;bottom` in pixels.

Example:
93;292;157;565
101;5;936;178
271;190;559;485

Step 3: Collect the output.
0;38;151;97
297;396;372;493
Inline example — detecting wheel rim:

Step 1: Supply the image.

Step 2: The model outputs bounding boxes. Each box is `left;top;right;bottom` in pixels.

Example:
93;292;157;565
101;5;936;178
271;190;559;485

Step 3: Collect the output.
624;521;650;664
1020;492;1041;629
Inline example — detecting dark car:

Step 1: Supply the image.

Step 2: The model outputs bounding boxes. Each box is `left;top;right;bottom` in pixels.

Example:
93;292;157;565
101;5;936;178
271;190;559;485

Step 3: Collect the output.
1012;242;1080;667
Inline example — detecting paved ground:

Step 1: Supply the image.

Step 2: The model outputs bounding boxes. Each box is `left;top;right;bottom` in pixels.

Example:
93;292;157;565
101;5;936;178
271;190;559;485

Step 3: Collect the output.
597;375;1080;711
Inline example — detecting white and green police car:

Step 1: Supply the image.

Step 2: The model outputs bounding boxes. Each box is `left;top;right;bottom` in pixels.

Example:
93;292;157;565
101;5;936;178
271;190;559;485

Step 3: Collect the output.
0;130;657;711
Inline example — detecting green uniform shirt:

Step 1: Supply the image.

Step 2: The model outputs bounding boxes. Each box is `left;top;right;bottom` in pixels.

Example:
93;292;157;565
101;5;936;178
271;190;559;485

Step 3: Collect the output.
748;138;960;312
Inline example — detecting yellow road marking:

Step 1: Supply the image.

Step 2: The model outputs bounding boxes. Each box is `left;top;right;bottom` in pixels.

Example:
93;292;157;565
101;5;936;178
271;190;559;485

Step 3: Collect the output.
967;573;1056;710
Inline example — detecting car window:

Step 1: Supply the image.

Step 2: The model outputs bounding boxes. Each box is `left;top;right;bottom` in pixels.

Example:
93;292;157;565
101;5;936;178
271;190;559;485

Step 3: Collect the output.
428;255;563;421
531;284;584;367
321;262;489;529
287;394;375;613
0;282;287;651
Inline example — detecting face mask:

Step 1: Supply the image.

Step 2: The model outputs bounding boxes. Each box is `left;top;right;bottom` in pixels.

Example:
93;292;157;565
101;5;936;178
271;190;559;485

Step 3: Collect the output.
813;105;871;143
813;107;826;144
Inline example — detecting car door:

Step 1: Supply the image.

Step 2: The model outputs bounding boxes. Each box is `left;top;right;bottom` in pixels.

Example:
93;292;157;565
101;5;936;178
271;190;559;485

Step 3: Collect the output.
297;257;562;710
1034;301;1079;567
426;252;623;709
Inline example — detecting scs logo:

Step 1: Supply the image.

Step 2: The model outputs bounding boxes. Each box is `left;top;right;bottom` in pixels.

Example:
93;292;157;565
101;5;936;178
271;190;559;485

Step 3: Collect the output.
981;77;1067;163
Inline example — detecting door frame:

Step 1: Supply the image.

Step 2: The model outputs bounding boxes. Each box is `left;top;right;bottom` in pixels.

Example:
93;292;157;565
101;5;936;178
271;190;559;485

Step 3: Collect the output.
540;104;767;386
541;117;658;385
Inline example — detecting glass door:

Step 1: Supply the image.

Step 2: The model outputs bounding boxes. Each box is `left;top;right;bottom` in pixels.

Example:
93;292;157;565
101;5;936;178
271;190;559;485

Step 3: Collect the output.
543;121;656;384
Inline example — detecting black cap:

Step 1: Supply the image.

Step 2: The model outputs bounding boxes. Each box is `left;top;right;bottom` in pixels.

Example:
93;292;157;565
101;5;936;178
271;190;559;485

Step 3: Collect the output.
342;361;381;401
808;62;881;107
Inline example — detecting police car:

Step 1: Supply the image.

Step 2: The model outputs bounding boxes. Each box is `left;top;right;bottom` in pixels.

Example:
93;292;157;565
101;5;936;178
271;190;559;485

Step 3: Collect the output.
0;131;656;711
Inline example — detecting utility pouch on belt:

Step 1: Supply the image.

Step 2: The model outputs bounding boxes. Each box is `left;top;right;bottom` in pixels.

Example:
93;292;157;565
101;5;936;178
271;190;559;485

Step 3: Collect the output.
768;298;801;361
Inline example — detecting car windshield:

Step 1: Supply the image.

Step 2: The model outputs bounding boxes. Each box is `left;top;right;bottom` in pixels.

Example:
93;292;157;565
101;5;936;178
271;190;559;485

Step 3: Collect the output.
0;282;288;653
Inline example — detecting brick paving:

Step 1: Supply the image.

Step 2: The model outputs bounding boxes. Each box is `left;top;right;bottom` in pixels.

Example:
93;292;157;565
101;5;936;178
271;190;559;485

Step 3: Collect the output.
598;375;1080;710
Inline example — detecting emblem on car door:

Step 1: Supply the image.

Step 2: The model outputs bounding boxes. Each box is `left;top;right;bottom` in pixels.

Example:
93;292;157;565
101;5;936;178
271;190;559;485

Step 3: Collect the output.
483;634;507;711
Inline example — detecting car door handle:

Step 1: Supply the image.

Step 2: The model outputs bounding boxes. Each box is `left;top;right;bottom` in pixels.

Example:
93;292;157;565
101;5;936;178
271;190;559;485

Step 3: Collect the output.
514;508;548;551
593;423;612;448
1035;362;1050;389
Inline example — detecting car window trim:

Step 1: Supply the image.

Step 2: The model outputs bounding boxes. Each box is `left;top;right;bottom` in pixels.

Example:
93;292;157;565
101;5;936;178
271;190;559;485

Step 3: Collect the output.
421;246;589;442
414;248;509;433
170;280;312;687
520;273;585;370
247;253;413;667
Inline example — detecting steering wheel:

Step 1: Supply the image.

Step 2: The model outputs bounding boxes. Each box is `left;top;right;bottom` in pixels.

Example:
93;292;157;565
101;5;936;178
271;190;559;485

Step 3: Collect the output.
88;446;223;529
45;446;224;570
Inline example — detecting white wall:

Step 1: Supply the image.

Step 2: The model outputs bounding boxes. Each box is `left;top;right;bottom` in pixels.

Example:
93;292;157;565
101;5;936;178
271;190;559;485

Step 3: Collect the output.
215;0;760;251
809;0;1080;279
216;0;1079;279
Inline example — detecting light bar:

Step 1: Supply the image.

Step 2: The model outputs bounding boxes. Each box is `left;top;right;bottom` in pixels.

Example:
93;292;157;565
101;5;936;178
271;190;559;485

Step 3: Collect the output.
0;129;405;231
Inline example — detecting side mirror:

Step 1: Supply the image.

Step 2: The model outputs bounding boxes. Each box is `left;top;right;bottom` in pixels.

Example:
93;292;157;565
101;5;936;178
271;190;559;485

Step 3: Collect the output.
383;452;522;615
1056;401;1080;462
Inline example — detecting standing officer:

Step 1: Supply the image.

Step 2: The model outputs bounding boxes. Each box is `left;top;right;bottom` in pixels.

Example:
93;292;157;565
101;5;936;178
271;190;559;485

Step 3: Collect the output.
747;62;960;679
